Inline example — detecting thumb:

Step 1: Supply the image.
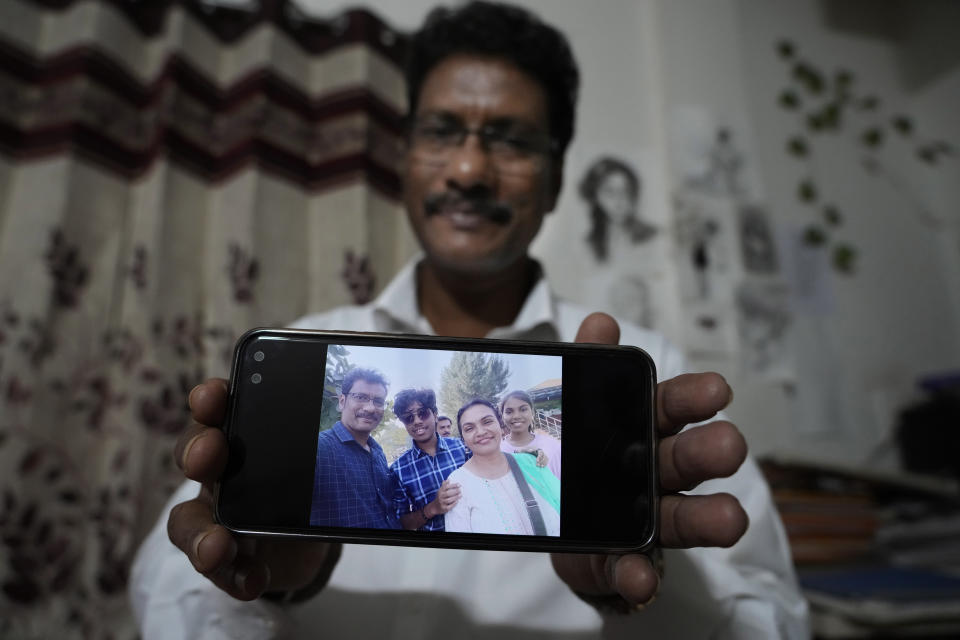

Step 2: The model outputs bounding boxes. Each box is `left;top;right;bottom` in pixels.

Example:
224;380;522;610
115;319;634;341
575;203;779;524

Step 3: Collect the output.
575;313;620;345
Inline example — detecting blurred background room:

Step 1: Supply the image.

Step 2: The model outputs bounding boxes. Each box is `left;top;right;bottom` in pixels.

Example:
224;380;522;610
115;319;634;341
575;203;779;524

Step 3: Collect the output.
0;0;958;637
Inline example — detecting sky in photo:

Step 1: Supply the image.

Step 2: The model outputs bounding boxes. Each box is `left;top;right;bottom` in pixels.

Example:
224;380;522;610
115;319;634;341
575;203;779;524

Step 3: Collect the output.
335;344;561;398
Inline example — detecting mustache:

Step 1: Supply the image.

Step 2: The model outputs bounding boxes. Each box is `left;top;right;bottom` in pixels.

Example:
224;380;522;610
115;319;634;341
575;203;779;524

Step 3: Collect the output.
355;411;381;420
424;191;513;225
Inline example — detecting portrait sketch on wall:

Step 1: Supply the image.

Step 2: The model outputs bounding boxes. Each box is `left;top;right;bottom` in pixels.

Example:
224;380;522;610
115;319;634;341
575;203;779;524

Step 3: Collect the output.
579;156;657;262
575;156;659;329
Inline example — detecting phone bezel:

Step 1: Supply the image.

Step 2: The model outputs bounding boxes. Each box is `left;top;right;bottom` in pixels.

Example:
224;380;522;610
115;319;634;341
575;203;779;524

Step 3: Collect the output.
215;328;658;554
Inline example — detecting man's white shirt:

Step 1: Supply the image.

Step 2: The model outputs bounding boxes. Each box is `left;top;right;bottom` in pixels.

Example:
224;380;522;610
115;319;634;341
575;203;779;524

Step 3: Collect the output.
129;260;810;639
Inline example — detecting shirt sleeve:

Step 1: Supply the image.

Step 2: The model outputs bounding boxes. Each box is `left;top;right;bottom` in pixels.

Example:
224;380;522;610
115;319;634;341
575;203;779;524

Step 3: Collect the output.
389;463;412;522
128;481;292;640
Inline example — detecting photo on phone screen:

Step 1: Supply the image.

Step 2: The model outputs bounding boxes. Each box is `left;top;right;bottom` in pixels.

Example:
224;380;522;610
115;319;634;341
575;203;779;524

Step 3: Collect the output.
311;343;562;537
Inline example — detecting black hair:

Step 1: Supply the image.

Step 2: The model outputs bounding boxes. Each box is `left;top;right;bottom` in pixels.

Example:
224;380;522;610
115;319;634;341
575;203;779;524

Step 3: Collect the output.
437;415;451;423
340;367;388;396
393;388;438;419
406;1;580;158
499;389;535;434
455;397;503;437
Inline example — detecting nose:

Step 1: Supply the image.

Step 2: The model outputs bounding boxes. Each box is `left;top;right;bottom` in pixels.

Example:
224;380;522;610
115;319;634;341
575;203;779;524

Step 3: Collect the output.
444;132;495;191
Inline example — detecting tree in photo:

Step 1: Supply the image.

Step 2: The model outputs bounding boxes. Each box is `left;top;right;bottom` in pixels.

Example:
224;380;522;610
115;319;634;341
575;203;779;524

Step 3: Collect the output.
371;398;410;464
319;344;354;432
438;352;511;419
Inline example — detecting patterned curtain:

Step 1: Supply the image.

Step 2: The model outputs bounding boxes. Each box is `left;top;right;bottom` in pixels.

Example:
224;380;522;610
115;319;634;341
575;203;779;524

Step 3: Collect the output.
0;1;415;637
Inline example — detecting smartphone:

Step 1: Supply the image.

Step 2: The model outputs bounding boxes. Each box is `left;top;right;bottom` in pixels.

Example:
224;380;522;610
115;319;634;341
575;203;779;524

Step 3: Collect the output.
215;328;657;554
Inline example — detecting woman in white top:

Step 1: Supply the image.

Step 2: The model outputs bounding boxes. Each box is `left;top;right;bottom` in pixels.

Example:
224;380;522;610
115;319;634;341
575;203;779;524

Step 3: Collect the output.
499;390;561;480
445;399;560;536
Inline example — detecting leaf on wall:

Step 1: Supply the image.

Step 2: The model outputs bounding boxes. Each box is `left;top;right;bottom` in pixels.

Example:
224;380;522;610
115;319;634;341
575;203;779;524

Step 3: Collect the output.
823;205;842;226
787;136;809;157
777;40;795;59
833;245;856;273
803;226;827;246
861;128;884;149
779;90;801;110
798;179;818;203
891;116;913;136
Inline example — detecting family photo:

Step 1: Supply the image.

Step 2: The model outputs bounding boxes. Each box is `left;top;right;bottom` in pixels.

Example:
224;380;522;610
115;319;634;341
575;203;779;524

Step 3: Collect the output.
309;344;563;536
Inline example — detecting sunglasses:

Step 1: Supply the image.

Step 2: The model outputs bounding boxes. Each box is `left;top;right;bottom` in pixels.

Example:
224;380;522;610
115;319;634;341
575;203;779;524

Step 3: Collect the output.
399;407;434;425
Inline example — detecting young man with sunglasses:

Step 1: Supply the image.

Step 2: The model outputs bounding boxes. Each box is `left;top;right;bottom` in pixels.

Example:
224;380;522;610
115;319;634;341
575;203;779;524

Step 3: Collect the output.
390;388;469;531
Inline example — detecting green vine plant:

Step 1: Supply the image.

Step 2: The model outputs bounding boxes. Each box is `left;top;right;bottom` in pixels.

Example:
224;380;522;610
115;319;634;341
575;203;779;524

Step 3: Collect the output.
776;40;955;274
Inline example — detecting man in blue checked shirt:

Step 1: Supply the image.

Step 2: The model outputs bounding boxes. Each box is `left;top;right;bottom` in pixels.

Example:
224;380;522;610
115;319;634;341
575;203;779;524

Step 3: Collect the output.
309;368;400;529
390;388;470;531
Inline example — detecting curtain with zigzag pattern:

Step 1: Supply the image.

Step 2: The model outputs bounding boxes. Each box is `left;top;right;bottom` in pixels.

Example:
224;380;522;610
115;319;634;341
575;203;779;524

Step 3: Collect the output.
0;1;416;636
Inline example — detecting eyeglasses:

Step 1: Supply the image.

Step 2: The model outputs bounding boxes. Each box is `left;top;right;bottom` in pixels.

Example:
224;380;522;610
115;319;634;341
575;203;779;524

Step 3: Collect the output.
346;392;386;408
399;407;433;425
408;116;555;176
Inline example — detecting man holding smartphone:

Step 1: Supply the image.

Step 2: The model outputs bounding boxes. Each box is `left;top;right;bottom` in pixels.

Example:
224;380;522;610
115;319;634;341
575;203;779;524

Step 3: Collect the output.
132;2;808;638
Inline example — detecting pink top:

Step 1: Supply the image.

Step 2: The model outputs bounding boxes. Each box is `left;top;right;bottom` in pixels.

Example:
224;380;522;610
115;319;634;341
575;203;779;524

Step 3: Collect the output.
500;432;561;480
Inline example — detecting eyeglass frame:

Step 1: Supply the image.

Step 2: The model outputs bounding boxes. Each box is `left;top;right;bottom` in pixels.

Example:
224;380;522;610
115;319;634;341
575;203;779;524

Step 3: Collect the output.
344;392;386;409
406;113;559;172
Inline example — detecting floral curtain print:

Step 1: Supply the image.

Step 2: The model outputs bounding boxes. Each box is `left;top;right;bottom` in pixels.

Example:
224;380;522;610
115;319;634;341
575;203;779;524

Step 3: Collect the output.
0;1;414;637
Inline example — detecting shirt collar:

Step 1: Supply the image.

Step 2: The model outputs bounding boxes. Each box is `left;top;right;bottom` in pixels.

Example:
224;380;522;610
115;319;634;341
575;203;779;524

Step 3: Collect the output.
411;433;451;458
332;421;381;451
370;257;559;339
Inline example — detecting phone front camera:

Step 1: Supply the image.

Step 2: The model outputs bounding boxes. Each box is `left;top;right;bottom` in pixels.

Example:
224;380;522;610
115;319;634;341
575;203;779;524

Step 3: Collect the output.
254;350;265;362
251;373;262;384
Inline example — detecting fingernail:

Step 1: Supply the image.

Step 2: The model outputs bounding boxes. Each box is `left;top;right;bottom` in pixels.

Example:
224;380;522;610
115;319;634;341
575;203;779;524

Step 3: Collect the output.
193;530;210;567
188;384;202;409
234;567;248;593
182;432;203;473
605;555;618;589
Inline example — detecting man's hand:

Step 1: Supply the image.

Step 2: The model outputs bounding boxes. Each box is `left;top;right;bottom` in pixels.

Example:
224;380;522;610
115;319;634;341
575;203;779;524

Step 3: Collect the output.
427;478;462;517
167;379;336;601
551;313;749;609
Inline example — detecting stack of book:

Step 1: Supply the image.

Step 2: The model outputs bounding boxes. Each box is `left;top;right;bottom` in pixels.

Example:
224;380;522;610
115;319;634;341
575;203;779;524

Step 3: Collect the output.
760;456;960;638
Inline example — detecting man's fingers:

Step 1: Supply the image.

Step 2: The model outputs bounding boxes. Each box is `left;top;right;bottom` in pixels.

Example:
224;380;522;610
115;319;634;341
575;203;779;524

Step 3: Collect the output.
656;373;733;435
611;554;660;606
550;554;659;606
167;497;238;574
188;378;229;426
658;421;747;492
173;425;229;482
659;493;748;548
574;312;620;345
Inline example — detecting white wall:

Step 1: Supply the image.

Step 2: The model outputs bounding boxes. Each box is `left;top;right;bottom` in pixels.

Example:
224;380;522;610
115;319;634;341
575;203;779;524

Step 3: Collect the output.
735;0;960;464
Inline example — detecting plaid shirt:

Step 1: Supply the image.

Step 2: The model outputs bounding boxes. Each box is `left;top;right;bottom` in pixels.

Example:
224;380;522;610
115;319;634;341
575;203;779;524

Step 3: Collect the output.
389;436;471;531
310;422;400;529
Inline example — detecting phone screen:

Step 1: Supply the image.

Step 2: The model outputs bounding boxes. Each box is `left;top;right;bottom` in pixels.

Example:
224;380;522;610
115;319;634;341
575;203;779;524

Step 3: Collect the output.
217;329;657;553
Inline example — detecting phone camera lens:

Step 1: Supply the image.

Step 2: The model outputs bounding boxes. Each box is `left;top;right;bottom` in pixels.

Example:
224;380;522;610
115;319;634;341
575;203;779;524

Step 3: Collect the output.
251;373;262;384
253;350;265;362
